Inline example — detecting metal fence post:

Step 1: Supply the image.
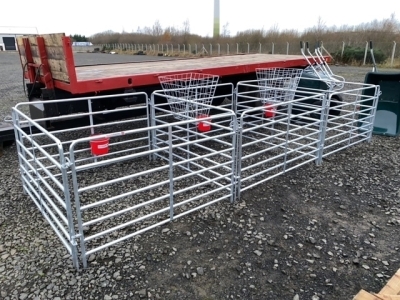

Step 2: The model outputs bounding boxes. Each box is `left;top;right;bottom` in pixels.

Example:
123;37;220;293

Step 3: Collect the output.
272;42;274;55
237;43;239;54
363;41;368;65
227;43;229;55
247;43;250;53
391;41;396;67
217;43;220;55
341;41;345;58
259;43;262;53
286;42;289;55
210;44;212;55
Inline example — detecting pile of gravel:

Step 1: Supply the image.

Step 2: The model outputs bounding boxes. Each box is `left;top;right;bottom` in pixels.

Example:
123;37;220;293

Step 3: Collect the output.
0;52;399;299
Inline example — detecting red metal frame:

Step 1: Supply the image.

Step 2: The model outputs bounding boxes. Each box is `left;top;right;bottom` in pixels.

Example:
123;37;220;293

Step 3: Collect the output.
36;37;54;90
20;35;326;96
69;58;313;95
22;38;36;82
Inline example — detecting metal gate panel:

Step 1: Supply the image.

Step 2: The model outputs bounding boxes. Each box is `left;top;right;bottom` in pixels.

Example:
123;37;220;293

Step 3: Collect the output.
12;79;380;270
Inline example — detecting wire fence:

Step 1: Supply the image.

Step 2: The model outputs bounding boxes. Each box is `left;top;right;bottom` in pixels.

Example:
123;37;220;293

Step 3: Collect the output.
90;41;400;67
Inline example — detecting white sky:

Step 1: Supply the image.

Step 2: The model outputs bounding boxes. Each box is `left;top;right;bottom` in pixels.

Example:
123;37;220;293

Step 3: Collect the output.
1;0;399;37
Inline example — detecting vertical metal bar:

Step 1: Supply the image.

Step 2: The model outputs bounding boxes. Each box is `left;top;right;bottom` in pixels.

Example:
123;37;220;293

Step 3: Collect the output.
88;99;94;135
168;126;174;220
218;43;220;55
227;43;229;55
236;114;244;201
149;93;157;160
272;42;274;55
367;86;380;142
210;44;212;55
283;102;292;172
259;43;262;54
237;43;239;54
12;110;28;194
247;43;250;53
230;115;238;203
195;44;197;54
286;42;289;55
349;90;361;145
59;156;79;270
186;122;191;170
316;93;329;165
68;151;87;269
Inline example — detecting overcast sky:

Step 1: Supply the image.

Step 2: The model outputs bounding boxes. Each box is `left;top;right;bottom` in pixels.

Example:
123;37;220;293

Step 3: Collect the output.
2;0;399;37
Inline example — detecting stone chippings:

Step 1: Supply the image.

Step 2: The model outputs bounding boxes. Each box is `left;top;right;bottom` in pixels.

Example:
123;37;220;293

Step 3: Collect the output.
0;52;399;299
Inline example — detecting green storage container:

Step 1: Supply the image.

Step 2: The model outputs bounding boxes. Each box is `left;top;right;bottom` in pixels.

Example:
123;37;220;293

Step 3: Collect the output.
364;71;400;136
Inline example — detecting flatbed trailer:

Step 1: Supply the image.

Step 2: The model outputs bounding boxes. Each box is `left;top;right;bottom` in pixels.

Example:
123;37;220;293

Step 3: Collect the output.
0;33;325;145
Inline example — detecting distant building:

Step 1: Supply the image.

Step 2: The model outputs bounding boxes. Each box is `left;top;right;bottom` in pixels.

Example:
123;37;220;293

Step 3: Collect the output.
0;26;38;51
72;41;93;47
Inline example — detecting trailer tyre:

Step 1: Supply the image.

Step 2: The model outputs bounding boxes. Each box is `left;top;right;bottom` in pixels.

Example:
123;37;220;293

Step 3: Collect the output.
310;100;323;120
329;95;342;117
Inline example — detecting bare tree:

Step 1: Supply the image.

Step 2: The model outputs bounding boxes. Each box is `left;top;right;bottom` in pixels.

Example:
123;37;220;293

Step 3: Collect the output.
221;22;230;37
182;19;191;44
152;20;163;37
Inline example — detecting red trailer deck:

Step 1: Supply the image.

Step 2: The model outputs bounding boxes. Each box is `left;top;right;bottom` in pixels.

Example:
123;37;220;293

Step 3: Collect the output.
16;33;318;96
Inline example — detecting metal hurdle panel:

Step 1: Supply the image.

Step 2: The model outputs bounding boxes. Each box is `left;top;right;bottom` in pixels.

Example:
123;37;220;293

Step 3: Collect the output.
150;83;239;203
319;81;380;157
235;79;328;194
13;88;238;269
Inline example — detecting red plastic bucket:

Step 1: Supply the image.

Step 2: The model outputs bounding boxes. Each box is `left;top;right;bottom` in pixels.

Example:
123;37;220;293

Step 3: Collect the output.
264;104;276;118
196;114;212;132
90;136;110;156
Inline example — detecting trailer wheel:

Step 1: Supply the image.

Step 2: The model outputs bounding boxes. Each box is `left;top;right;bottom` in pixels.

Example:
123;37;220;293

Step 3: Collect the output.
310;100;323;120
329;94;343;117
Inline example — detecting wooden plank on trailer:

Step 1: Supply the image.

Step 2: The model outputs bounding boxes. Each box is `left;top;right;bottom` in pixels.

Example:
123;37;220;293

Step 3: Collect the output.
27;33;65;47
24;34;70;82
75;54;307;81
353;290;386;300
379;270;400;295
16;37;27;66
50;70;70;82
375;295;400;300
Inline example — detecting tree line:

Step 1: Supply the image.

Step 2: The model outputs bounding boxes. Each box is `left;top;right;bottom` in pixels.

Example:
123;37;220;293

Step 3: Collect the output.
86;15;400;63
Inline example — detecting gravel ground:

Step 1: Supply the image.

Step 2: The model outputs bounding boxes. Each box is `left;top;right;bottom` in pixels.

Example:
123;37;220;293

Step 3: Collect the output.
0;51;400;300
